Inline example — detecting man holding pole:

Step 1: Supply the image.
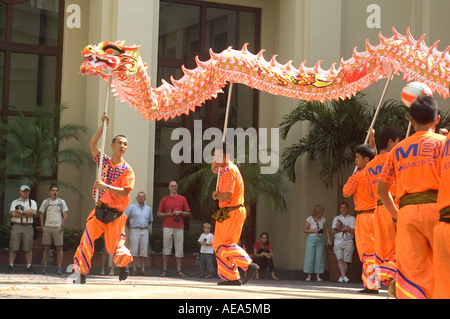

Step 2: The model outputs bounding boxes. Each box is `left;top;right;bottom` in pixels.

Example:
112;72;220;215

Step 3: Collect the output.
211;142;259;285
73;114;135;284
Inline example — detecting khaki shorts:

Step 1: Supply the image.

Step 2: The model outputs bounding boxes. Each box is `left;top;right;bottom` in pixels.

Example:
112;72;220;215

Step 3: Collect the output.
162;227;184;258
42;226;63;246
10;224;34;251
129;228;149;257
333;240;354;263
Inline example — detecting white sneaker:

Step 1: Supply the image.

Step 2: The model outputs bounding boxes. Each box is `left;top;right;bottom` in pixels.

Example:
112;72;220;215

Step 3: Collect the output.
343;276;349;283
338;277;344;283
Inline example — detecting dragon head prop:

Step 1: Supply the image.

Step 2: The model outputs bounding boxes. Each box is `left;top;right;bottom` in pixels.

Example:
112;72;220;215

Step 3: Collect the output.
80;41;145;81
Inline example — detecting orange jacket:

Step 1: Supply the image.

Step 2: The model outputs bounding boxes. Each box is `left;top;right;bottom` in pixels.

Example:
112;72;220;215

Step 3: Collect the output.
343;169;377;211
379;131;445;201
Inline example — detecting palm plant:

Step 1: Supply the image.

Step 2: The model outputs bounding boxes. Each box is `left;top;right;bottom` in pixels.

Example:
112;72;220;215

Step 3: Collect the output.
0;104;92;198
279;93;410;196
178;146;288;222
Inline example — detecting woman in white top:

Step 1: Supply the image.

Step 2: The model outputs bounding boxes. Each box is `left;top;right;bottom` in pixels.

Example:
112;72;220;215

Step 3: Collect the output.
303;204;332;281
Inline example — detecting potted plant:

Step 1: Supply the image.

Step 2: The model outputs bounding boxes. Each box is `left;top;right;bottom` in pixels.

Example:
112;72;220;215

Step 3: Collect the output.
55;227;82;266
0;226;11;264
56;227;105;267
62;227;83;252
149;228;163;253
0;104;92;200
149;229;199;268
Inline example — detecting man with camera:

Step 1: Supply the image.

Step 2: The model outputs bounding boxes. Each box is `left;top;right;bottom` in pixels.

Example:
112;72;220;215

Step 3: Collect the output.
331;202;356;283
8;185;38;274
157;181;191;277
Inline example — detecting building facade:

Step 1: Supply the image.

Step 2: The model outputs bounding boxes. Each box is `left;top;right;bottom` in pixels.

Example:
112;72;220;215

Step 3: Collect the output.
1;0;450;271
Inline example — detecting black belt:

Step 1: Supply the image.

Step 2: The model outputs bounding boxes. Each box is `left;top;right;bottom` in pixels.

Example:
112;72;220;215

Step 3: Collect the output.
212;205;244;223
439;206;450;222
439;217;450;223
95;202;123;224
225;205;244;212
355;209;374;215
377;197;396;206
399;190;438;209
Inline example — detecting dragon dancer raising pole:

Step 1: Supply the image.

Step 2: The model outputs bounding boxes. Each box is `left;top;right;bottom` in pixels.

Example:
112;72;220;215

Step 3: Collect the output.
211;142;259;285
73;114;135;284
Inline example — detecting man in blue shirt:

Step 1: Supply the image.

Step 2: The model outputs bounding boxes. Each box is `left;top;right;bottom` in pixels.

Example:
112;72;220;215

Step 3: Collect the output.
125;191;153;276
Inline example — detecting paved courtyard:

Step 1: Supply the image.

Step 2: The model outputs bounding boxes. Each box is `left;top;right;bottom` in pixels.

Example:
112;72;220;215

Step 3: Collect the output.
0;265;390;300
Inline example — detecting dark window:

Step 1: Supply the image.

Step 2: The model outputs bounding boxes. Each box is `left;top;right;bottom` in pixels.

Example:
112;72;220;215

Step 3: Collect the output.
155;0;261;207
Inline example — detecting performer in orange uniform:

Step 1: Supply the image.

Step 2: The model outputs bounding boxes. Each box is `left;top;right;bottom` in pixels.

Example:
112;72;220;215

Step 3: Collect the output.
378;96;444;299
434;132;450;298
364;127;402;291
73;114;135;284
343;144;378;294
211;143;259;285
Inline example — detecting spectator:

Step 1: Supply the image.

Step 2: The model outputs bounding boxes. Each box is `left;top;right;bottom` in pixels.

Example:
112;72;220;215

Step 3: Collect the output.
253;232;279;280
332;202;356;283
157;181;191;277
197;223;214;279
125;191;153;276
40;184;69;275
303;204;332;282
7;185;37;274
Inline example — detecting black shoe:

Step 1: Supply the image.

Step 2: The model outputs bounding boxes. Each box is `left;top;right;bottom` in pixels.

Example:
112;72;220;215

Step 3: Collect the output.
217;280;242;286
6;265;13;274
119;265;129;281
242;263;259;285
73;274;86;284
358;288;378;294
26;266;36;274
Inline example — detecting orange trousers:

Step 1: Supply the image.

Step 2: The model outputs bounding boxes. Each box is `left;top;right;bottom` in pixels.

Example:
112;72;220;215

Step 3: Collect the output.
355;213;378;290
212;207;252;281
432;220;450;299
395;203;439;299
374;205;397;285
73;209;132;275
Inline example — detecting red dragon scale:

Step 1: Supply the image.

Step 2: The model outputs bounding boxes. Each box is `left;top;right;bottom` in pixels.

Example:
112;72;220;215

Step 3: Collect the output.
80;27;450;121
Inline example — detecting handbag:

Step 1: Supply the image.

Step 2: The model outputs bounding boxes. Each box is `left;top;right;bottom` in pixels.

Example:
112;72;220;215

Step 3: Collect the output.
212;205;243;223
95;203;123;224
212;207;229;223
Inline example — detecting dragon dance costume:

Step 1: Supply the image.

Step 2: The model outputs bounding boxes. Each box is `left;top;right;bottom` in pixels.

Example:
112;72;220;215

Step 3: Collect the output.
379;131;445;299
435;135;450;299
73;153;135;275
212;162;252;282
365;152;397;286
343;169;378;291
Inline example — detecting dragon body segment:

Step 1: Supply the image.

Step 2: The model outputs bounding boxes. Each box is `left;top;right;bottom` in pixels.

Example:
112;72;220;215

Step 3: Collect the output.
80;28;450;121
